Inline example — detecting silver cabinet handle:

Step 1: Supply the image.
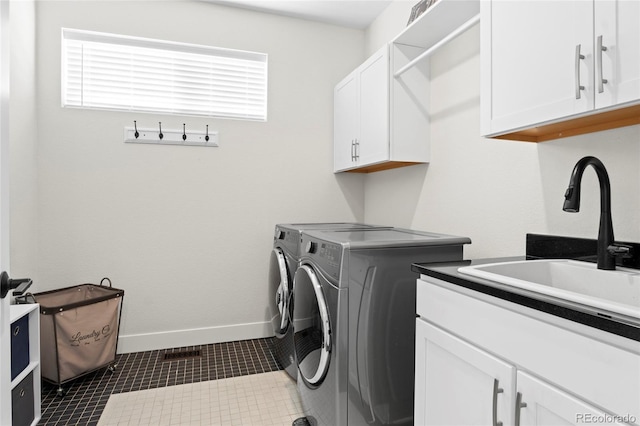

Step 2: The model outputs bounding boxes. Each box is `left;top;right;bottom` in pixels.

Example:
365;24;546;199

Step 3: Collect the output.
515;392;527;426
354;139;360;160
575;44;585;99
492;379;504;426
597;35;608;93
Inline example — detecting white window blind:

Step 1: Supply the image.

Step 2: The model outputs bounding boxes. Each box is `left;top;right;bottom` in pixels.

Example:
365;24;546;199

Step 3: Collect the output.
62;28;268;121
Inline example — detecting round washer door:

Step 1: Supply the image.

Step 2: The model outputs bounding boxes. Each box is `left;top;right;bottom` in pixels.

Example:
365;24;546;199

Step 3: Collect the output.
292;264;331;386
268;248;291;335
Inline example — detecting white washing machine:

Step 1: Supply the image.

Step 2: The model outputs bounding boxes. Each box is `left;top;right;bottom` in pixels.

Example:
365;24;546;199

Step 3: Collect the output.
268;223;386;381
292;228;471;426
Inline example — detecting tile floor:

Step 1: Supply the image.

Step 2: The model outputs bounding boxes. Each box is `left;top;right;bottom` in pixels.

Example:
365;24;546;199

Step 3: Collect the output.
39;338;301;425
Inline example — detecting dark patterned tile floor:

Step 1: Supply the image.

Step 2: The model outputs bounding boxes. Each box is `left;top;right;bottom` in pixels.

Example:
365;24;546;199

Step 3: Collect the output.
38;338;281;426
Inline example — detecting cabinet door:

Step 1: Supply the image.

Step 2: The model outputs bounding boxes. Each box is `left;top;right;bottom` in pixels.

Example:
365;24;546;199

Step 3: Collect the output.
415;319;515;426
516;371;628;426
482;1;593;135
357;47;389;167
334;71;358;172
594;0;640;109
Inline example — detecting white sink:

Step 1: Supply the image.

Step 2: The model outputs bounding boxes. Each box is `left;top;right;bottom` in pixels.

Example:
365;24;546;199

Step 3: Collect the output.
458;259;640;322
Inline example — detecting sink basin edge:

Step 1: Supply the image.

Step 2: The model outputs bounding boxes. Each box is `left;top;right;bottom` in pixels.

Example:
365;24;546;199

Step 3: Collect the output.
458;259;640;323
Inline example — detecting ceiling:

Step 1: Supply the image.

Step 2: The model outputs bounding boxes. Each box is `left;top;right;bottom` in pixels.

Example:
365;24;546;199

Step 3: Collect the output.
207;0;394;29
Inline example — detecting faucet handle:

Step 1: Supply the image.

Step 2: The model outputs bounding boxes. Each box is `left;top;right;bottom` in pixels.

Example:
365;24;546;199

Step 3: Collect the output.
607;244;633;259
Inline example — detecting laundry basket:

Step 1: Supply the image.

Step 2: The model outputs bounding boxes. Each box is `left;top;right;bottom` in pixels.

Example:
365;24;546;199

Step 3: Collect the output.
18;278;124;396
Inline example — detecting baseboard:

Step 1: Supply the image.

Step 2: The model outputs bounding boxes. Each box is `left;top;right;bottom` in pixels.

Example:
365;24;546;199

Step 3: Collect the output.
116;321;273;354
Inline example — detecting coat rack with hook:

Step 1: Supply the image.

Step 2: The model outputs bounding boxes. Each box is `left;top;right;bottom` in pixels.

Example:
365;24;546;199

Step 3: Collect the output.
124;121;219;147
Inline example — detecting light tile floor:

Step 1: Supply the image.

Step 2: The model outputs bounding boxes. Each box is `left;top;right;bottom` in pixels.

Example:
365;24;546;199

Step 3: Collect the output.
97;371;303;425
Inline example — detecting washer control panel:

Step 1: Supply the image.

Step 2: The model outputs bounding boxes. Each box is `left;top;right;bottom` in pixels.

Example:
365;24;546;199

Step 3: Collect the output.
274;226;303;255
300;234;342;282
318;243;340;266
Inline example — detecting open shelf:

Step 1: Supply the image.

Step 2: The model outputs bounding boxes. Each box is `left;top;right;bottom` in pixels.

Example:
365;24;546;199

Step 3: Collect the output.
392;0;479;49
9;303;37;323
10;303;41;426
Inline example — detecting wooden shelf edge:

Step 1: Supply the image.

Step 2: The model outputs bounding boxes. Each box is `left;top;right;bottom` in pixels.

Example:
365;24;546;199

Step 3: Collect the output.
489;103;640;143
345;161;426;173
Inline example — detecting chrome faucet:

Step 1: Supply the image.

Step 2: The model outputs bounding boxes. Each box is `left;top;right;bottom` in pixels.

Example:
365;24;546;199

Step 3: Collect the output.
563;156;629;270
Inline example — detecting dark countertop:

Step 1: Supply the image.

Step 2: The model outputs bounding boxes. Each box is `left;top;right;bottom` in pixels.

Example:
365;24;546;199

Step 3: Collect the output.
412;256;640;342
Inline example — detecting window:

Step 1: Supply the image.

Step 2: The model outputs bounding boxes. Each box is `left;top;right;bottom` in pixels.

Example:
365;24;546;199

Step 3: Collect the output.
62;28;268;121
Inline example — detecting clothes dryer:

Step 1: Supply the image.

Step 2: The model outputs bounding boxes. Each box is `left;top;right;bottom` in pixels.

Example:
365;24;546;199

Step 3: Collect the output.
269;223;385;381
292;228;471;426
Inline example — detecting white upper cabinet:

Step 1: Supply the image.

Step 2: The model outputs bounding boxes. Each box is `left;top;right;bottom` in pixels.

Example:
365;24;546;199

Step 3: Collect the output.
334;44;429;173
334;71;359;172
358;49;390;167
594;0;640;109
481;0;640;142
482;1;593;134
334;47;390;172
334;46;390;173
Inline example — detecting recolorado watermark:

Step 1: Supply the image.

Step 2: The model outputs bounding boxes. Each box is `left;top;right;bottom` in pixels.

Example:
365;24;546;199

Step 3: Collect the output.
576;413;637;424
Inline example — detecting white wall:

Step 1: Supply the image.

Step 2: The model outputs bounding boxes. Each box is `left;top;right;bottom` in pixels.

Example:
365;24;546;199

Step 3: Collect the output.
364;1;640;259
9;0;38;283
28;0;366;352
12;0;640;354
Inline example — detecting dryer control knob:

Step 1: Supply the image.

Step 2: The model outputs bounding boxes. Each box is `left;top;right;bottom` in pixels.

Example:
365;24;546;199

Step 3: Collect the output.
305;241;317;254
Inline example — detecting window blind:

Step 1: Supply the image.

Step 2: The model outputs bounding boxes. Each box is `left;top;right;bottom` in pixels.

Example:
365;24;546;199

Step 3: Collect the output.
62;28;268;121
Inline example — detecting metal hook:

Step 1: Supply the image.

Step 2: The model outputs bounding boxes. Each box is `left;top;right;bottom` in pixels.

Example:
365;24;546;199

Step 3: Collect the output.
182;123;187;141
158;122;163;140
205;125;210;142
134;120;139;139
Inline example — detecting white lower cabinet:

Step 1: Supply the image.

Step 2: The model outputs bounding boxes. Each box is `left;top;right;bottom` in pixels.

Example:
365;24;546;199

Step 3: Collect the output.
415;276;640;426
415;320;514;426
516;371;625;426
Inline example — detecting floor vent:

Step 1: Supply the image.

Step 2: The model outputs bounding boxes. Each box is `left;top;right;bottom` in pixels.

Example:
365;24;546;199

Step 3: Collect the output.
162;349;201;361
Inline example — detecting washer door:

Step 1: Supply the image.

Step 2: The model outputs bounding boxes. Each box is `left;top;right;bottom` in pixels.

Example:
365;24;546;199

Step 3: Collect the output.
293;264;331;386
268;248;291;335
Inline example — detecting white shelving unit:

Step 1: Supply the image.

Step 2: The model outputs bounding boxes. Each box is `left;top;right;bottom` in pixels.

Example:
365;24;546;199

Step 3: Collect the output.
392;0;480;66
333;0;480;173
387;0;480;169
10;303;41;426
